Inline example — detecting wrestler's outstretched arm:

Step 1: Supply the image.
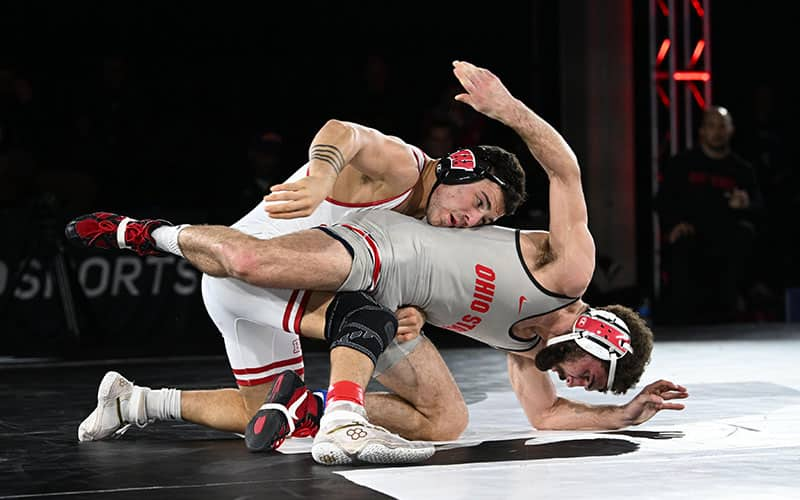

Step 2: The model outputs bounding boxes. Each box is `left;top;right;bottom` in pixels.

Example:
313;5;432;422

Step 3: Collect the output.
263;119;423;219
452;60;594;297
507;354;687;430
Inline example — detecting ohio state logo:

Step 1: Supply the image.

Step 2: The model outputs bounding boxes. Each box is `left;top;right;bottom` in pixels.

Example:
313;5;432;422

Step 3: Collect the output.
575;315;631;354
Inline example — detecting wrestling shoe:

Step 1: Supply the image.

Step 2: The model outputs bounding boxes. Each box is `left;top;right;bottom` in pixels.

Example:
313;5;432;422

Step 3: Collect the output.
77;371;151;442
245;369;324;452
65;212;172;256
311;418;435;466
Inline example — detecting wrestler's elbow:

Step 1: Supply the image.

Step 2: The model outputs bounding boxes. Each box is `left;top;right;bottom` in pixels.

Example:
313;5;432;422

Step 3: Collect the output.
525;401;564;430
529;415;557;430
324;118;347;131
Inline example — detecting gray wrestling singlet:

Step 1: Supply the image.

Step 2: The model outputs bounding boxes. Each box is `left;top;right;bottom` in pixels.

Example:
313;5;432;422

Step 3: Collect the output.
320;210;579;352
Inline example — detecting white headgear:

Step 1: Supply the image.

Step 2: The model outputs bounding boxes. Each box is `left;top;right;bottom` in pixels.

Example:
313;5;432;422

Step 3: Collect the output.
546;308;633;391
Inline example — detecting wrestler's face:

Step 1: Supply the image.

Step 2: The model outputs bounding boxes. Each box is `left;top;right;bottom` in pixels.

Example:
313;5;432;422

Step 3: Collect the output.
699;111;734;153
552;355;608;392
426;179;505;227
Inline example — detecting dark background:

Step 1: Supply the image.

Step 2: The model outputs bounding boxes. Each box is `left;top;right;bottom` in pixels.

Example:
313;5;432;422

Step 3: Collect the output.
1;2;796;359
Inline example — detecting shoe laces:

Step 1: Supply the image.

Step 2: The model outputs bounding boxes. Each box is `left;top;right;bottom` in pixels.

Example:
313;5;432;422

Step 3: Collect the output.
113;423;133;439
89;219;120;245
124;221;151;249
293;416;320;438
291;391;322;438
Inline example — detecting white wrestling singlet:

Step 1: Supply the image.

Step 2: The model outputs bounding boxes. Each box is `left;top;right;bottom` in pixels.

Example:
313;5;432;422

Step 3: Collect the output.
202;147;427;386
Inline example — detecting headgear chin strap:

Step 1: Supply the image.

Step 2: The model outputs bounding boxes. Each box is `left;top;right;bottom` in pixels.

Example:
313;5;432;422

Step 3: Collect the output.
546;308;633;391
435;147;507;187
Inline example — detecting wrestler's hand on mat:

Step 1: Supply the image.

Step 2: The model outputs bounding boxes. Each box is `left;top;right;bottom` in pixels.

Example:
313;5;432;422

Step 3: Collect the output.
451;60;517;123
621;379;688;426
263;174;337;219
395;306;426;343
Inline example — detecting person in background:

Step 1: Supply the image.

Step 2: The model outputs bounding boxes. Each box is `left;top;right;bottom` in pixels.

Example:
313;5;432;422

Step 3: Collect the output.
656;105;766;324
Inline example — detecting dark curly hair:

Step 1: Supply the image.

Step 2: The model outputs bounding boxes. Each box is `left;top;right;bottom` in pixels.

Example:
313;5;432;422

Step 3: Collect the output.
475;145;528;216
534;304;654;394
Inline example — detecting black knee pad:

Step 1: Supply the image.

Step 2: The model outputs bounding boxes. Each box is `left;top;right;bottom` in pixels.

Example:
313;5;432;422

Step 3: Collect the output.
324;291;397;366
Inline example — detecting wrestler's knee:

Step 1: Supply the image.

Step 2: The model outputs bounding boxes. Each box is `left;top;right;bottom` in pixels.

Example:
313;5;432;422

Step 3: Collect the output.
426;389;468;441
376;336;468;440
221;239;271;284
326;291;397;364
218;239;248;278
403;378;468;441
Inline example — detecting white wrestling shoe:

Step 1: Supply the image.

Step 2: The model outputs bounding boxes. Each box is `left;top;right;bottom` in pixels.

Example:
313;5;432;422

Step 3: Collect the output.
77;371;151;442
311;414;435;466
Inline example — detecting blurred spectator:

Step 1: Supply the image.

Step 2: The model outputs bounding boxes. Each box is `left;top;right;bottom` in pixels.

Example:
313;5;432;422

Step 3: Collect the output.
419;113;456;158
61;55;153;209
0;65;49;211
656;105;766;325
212;130;286;223
738;84;799;309
427;82;488;148
0;64;43;155
0;148;38;208
243;131;286;201
338;55;413;136
0;65;86;244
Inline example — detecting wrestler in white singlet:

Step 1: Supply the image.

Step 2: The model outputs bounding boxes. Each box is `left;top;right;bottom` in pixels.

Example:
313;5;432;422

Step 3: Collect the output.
319;210;579;352
202;147;427;386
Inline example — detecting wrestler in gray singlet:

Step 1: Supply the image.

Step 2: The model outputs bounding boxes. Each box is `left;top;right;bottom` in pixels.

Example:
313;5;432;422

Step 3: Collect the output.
318;210;579;352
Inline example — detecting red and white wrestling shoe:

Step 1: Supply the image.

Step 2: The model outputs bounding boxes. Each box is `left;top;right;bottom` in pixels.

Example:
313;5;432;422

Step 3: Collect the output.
64;212;172;256
245;369;324;452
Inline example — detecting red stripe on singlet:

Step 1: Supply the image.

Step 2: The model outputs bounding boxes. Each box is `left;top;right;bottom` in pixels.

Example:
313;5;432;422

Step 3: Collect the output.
294;290;312;334
231;355;304;375
340;223;381;291
236;367;306;387
282;289;300;332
